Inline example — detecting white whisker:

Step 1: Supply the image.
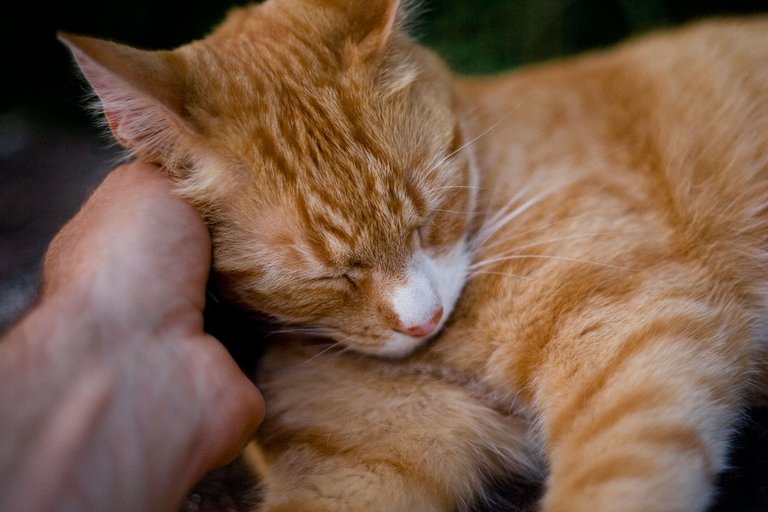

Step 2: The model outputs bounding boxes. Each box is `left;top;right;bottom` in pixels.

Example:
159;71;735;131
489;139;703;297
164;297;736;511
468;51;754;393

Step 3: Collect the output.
475;232;622;264
303;341;345;364
475;181;537;236
419;110;517;192
473;186;552;250
478;213;594;253
470;253;634;271
269;326;334;338
323;344;357;363
434;112;514;173
468;270;536;281
433;208;476;215
431;184;489;193
471;177;583;252
301;331;366;364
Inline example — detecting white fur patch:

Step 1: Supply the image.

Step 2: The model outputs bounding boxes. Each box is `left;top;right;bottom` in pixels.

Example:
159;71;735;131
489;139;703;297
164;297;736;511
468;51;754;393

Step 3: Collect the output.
391;262;440;330
376;333;424;358
376;242;471;358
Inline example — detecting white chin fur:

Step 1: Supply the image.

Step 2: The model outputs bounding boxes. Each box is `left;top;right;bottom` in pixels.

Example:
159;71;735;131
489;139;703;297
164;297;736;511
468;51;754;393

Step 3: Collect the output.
371;332;426;358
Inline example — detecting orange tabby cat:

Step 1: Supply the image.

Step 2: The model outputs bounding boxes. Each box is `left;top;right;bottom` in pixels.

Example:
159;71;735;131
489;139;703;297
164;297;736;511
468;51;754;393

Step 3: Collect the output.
60;1;768;510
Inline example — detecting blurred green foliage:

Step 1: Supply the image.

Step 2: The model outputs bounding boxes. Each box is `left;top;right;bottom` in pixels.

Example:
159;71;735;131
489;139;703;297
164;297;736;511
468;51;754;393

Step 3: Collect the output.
1;0;765;122
419;0;766;73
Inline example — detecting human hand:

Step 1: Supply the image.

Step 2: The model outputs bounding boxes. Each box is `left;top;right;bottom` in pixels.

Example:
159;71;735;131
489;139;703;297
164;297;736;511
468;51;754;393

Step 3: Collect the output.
0;162;264;512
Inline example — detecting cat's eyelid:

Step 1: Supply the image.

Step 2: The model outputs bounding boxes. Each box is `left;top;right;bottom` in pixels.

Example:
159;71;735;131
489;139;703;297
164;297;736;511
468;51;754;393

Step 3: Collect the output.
347;259;368;269
342;273;358;289
306;273;357;291
309;267;360;283
343;265;366;285
308;273;346;282
342;260;372;279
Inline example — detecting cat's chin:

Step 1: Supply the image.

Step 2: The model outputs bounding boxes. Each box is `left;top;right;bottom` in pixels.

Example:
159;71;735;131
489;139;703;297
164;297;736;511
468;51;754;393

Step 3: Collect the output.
363;332;434;359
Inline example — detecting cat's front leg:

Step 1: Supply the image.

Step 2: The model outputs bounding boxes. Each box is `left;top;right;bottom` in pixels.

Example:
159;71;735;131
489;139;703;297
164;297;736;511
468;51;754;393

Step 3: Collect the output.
252;341;539;512
529;298;753;512
255;451;448;512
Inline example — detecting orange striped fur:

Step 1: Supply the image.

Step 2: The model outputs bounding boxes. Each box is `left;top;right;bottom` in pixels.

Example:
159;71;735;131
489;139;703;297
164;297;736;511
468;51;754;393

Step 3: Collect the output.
62;2;768;511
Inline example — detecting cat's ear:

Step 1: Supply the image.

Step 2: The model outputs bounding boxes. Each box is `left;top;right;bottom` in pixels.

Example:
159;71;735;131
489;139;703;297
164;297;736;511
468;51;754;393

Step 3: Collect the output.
332;0;405;56
360;0;403;52
58;33;194;163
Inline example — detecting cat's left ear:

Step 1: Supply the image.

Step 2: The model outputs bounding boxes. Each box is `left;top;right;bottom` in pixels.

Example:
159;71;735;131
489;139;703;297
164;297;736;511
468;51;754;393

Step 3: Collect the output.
360;0;403;53
58;33;195;165
333;0;405;56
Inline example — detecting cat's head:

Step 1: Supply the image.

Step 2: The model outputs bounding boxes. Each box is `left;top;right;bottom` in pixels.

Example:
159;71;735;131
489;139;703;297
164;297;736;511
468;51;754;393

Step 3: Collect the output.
60;0;477;358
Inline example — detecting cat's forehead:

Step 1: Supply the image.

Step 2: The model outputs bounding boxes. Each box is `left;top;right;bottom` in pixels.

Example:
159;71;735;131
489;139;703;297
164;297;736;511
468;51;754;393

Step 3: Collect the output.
192;31;403;164
293;158;423;266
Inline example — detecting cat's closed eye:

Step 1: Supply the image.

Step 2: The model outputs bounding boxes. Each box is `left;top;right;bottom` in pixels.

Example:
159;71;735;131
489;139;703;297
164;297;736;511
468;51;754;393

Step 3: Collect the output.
307;274;356;291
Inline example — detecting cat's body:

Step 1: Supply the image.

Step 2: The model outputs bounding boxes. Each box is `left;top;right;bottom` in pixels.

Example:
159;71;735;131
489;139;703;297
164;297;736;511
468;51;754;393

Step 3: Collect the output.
61;2;768;511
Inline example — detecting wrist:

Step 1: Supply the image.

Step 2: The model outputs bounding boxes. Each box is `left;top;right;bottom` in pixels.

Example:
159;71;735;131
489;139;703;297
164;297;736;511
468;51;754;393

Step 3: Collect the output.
0;295;208;512
38;267;202;354
0;295;114;511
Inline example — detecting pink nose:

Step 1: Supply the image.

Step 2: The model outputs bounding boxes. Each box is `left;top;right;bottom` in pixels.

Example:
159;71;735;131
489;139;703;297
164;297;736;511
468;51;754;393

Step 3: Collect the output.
401;307;444;337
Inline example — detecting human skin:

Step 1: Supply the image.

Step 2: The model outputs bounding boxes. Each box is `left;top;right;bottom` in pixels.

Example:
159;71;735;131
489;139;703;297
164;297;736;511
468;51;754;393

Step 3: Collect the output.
0;162;265;512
